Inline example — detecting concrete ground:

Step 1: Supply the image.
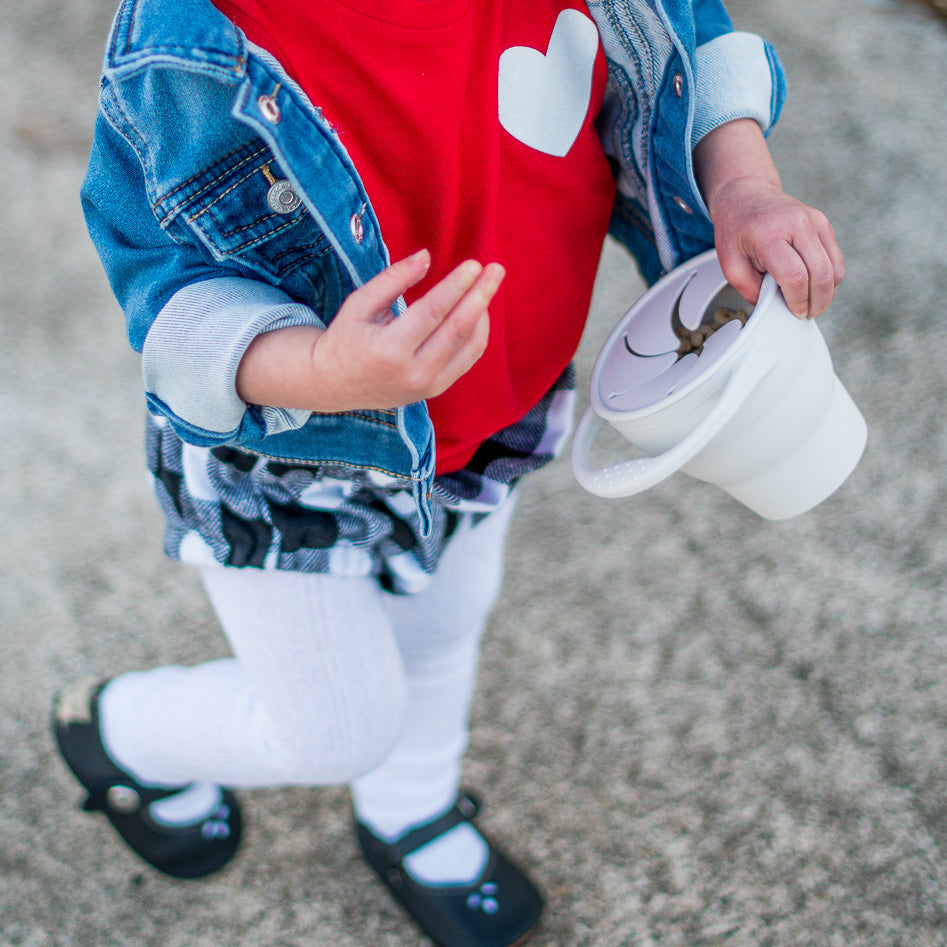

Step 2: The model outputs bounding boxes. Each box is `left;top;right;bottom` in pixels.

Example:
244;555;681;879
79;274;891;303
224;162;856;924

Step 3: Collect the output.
2;0;946;944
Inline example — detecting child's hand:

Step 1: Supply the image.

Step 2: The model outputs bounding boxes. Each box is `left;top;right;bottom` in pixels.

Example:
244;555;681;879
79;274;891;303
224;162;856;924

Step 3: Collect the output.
709;177;844;319
235;250;502;414
693;119;845;319
309;250;502;410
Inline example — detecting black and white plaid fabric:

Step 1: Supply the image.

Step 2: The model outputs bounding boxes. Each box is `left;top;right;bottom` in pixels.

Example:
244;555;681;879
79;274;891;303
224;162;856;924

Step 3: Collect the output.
145;367;575;594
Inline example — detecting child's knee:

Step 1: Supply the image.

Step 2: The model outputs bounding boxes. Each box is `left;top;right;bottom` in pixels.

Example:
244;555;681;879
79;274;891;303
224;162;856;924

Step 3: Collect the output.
264;680;408;784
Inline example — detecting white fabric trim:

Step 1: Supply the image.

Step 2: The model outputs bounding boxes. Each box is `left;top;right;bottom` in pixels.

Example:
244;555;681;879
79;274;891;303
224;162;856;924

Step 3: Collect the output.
692;32;777;146
181;444;218;502
142;276;323;435
178;530;220;567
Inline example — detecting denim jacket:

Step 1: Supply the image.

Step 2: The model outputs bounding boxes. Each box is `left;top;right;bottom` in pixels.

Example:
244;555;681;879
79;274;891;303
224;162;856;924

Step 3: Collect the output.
81;0;786;532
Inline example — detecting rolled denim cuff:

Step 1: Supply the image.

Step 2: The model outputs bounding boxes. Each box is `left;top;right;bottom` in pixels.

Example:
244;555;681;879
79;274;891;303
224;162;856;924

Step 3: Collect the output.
691;32;782;146
142;277;323;437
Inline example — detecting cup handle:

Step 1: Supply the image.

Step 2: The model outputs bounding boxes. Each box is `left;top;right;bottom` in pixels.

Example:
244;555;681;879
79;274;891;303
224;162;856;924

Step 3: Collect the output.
571;337;772;499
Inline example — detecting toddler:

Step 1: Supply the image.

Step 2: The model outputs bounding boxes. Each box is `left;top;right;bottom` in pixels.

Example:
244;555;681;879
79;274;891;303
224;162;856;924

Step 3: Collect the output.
54;0;843;943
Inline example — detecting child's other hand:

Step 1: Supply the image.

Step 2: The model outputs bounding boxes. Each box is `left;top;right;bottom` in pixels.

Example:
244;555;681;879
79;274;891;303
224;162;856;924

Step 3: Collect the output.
307;250;502;411
693;119;844;319
710;177;845;319
235;251;500;414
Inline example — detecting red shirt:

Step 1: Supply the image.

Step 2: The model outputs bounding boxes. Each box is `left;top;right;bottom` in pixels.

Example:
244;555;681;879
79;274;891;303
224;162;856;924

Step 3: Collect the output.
214;0;616;473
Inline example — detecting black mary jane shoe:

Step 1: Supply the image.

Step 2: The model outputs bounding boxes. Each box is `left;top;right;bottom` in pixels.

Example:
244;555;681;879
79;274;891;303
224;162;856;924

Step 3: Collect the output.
52;677;242;879
356;791;544;947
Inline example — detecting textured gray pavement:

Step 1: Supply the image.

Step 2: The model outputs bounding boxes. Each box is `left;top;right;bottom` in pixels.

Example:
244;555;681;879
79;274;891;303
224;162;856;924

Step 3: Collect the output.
2;0;946;944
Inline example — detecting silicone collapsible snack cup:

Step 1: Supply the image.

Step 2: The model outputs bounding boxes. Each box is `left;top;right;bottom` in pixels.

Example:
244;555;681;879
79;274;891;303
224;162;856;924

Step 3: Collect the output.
572;250;867;519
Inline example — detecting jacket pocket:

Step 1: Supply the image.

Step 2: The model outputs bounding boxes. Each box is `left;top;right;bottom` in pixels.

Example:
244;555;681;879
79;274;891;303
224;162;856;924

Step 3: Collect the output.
155;138;331;284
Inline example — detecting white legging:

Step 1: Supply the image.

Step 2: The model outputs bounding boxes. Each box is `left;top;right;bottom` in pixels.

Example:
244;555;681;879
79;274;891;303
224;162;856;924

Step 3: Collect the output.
101;498;515;832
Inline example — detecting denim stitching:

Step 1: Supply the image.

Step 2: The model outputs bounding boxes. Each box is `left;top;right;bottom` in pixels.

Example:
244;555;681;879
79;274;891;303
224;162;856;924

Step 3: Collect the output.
339;412;398;429
270;241;331;264
124;0;136;60
160;142;269;206
190;210;298;244
249;455;418;481
305;410;398;430
102;89;174;240
155;144;270;225
613;195;656;245
102;91;149;179
269;251;332;282
187;163;270;216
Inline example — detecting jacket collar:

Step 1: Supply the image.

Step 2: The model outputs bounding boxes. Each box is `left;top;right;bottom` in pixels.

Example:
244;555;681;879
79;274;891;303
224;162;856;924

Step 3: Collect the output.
104;0;247;78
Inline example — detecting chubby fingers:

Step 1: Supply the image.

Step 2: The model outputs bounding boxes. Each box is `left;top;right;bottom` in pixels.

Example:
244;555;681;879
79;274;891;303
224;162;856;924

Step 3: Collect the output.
309;252;502;411
414;264;501;389
393;259;502;343
783;225;844;318
818;225;846;313
716;191;845;319
726;235;844;320
389;258;503;358
358;255;504;400
716;247;765;309
352;248;434;323
758;215;844;319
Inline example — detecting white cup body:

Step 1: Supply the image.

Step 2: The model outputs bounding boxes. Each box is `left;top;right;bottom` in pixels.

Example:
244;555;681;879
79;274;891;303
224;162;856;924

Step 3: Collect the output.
678;319;864;518
576;252;867;518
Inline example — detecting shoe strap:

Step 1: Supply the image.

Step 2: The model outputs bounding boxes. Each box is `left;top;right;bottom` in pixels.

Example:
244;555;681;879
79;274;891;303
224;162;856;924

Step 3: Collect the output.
83;780;188;813
62;681;191;814
380;790;482;866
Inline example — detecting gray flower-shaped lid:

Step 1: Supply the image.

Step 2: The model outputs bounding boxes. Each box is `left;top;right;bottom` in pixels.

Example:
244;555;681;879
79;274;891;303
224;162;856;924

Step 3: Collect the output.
595;253;753;414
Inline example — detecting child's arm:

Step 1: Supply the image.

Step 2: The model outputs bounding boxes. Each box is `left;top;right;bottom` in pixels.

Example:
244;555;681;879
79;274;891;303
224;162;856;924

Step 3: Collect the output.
235;251;504;412
693;118;845;318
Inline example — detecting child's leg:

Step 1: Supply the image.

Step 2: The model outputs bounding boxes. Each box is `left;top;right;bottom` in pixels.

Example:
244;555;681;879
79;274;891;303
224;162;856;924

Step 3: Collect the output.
346;497;543;947
351;498;516;882
100;569;409;789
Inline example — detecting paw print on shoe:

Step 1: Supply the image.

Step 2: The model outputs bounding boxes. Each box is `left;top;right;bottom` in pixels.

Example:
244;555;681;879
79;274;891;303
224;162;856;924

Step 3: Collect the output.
200;804;232;840
466;881;500;915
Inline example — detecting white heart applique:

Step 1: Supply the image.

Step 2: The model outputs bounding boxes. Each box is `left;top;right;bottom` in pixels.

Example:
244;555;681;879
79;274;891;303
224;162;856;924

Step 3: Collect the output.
498;9;600;158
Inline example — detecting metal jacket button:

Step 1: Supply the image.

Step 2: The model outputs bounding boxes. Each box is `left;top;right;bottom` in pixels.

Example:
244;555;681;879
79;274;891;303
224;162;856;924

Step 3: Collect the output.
266;180;301;214
350;205;366;245
672;195;693;214
673;72;684;97
258;93;281;124
261;164;300;214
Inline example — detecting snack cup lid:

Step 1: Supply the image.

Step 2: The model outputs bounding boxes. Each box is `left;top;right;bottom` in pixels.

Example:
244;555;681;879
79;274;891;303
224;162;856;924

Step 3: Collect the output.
593;251;755;417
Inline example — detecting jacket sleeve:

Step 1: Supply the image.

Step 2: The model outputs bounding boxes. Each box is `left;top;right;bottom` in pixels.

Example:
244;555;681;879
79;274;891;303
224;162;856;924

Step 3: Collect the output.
81;107;321;447
691;30;786;146
687;0;787;146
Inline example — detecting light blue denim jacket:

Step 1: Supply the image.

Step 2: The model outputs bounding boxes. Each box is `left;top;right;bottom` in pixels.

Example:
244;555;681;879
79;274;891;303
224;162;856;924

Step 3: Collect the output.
81;0;786;532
